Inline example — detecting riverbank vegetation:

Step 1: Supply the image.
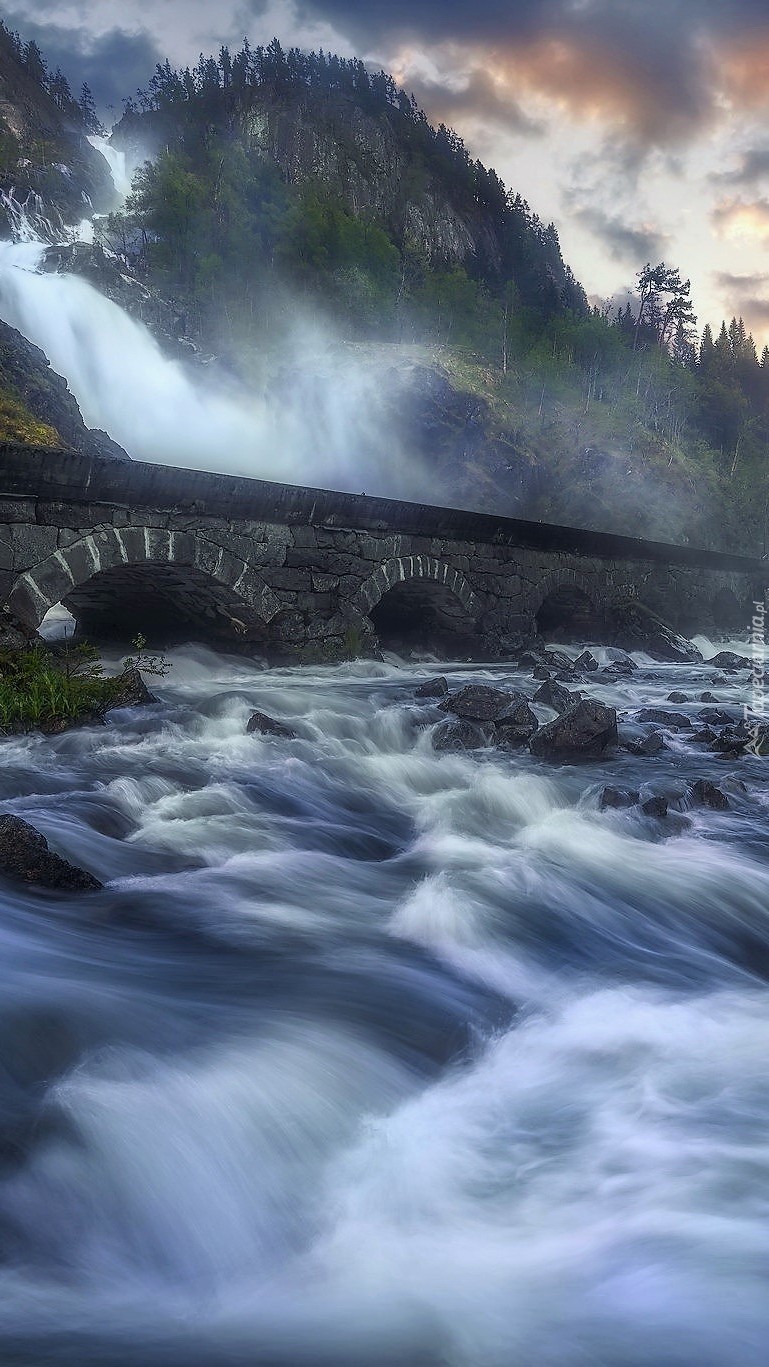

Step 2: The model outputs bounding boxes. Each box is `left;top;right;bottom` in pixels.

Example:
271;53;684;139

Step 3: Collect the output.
0;637;161;735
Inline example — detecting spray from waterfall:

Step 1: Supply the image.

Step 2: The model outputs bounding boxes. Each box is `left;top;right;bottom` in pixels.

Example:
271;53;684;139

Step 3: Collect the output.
0;145;428;498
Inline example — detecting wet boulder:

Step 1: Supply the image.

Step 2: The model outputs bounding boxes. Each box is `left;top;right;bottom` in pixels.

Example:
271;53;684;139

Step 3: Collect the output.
608;600;702;664
689;778;730;811
529;699;618;760
599;785;639;810
440;685;519;723
106;666;157;711
494;702;539;748
624;730;666;756
414;676;449;699
708;651;747;672
246;710;297;739
0;815;102;892
635;708;693;731
574;650;600;672
641;795;668;818
667;692;690;703
698;708;737;727
433;718;491;752
699;692;718;703
533;680;582;714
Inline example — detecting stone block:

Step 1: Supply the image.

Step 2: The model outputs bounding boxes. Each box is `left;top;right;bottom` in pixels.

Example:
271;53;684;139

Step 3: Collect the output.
11;524;59;569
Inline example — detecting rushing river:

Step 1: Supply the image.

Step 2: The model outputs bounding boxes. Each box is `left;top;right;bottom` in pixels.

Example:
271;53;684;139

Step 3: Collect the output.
0;637;767;1365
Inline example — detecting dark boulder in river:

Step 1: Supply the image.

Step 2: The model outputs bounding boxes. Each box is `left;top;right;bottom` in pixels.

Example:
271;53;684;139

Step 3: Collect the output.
106;666;157;712
690;779;730;811
530;699;618;760
533;680;581;715
608;600;702;664
494;702;539;747
708;652;748;672
433;718;491;752
440;685;518;723
0;815;102;892
415;676;449;699
246;710;297;739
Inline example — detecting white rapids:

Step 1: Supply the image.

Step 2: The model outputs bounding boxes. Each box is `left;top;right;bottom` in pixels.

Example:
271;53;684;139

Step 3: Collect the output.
0;640;766;1365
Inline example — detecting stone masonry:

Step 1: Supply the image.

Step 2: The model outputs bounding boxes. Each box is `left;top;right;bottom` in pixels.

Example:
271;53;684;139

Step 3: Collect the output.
1;445;765;658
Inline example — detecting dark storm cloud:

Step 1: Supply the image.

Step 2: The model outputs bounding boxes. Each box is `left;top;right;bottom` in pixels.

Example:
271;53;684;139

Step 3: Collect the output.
572;206;668;264
2;9;162;113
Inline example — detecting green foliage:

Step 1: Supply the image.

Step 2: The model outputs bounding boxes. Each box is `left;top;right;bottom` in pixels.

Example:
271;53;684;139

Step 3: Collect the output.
0;384;62;446
0;641;155;734
123;633;171;678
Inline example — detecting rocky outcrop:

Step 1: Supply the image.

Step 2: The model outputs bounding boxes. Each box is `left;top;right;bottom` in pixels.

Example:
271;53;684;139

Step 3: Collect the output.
0;814;102;891
0;319;129;461
608;600;702;664
415;675;449;699
439;684;518;723
0;28;113;232
246;709;297;739
530;699;618;760
494;701;539;747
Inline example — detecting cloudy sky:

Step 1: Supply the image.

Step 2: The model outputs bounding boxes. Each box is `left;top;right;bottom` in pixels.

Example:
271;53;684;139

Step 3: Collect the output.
8;0;769;342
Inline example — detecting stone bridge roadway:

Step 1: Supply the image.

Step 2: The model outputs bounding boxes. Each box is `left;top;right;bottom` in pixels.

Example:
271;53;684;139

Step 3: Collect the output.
1;446;765;657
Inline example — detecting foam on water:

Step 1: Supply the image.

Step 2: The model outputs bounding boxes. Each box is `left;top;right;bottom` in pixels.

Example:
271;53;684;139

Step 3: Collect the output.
0;644;767;1363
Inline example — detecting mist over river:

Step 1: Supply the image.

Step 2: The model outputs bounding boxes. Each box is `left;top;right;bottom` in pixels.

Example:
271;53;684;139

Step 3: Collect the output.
0;636;767;1365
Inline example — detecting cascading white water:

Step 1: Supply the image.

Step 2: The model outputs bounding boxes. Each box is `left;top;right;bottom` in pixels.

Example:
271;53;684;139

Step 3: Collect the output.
0;156;428;495
0;640;767;1365
88;135;133;201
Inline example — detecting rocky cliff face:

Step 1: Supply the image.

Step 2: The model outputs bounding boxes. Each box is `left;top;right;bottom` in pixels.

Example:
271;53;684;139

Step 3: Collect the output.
0;318;128;461
0;26;113;235
112;86;571;295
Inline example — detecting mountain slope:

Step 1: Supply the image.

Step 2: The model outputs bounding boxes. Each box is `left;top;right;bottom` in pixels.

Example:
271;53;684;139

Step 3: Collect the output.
0;20;112;233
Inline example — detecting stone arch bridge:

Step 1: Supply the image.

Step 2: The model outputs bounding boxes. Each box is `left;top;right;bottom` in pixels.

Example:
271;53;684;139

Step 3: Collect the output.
1;447;764;658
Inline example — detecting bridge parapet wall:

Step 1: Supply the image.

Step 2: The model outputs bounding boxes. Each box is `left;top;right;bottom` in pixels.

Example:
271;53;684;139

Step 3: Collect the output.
1;446;765;656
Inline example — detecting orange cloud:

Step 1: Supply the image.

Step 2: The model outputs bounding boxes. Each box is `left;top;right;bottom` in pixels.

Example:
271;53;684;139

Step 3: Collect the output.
469;32;714;145
722;35;769;109
712;197;769;241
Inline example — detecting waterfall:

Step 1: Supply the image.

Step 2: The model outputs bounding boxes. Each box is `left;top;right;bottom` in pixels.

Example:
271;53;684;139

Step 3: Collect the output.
88;135;133;202
0;193;427;494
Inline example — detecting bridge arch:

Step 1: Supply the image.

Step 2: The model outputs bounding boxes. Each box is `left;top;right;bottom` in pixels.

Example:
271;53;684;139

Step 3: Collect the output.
351;555;482;649
8;526;280;638
532;570;602;641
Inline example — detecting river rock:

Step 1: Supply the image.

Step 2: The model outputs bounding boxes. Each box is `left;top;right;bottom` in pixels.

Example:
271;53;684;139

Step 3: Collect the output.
690;778;730;810
608;600;702;664
574;650;599;672
700;692;718;703
698;708;737;727
624;730;665;756
667;692;690;703
415;676;449;699
440;685;518;723
0;815;102;892
641;795;668;818
708;651;747;671
433;718;491;752
529;699;617;760
599;785;639;810
494;702;539;747
533;680;582;714
246;710;297;739
106;666;157;711
635;708;693;731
